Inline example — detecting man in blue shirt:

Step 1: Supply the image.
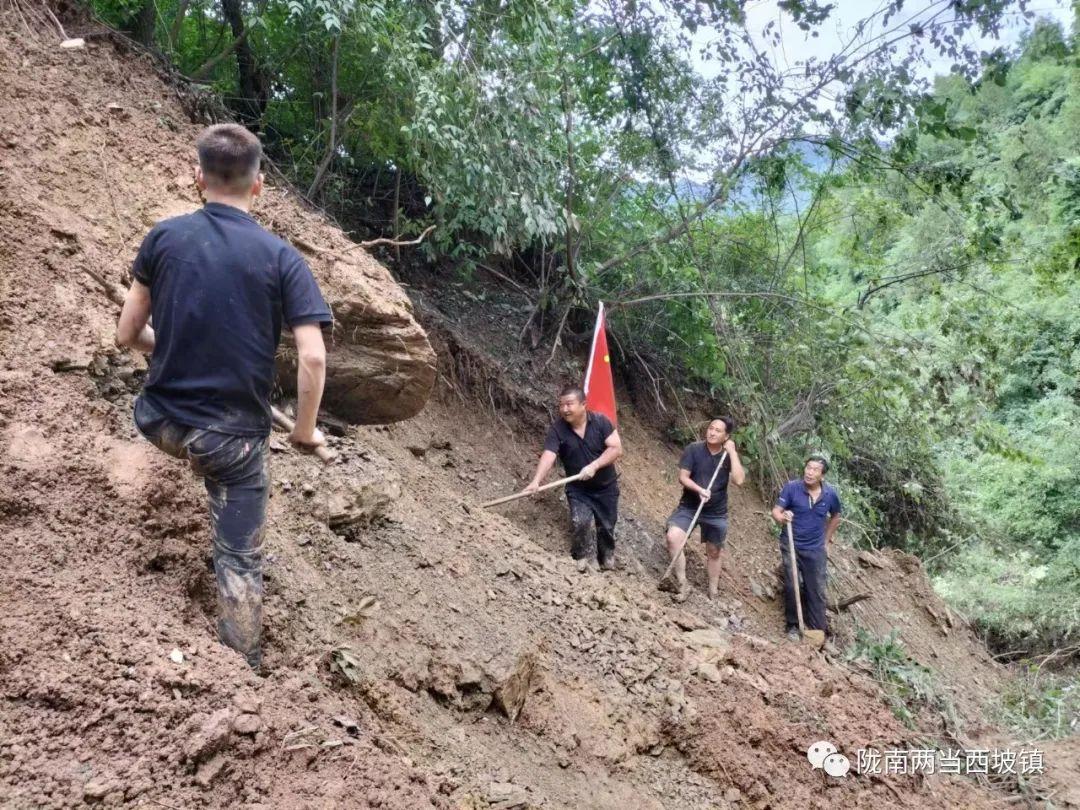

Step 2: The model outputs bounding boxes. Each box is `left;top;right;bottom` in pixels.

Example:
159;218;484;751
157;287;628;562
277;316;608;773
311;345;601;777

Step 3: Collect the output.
116;124;333;669
771;455;842;641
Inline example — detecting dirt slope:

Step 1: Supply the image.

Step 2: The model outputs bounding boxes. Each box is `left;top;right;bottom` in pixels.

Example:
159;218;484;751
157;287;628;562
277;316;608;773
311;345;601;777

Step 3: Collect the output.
0;19;1072;810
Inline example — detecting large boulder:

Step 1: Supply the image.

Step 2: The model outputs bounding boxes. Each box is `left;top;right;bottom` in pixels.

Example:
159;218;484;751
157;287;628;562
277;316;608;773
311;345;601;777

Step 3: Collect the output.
272;222;437;424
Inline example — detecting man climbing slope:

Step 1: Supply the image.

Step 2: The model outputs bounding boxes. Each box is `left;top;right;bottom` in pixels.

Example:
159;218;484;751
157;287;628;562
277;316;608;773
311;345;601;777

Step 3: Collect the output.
662;417;745;602
771;456;842;641
525;385;623;572
115;124;333;669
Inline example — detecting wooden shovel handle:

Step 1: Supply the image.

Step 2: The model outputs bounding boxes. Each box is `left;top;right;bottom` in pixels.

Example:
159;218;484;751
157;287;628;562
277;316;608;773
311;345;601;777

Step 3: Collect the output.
270;406;335;464
482;473;584;509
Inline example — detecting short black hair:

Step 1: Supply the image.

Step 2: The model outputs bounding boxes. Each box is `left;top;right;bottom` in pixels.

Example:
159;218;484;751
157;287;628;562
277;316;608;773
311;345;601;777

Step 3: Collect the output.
558;384;585;402
805;454;829;474
708;416;735;435
196;124;262;193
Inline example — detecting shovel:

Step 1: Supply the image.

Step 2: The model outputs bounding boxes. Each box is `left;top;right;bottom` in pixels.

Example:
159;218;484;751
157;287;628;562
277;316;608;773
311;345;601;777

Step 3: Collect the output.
786;521;826;648
481;473;583;509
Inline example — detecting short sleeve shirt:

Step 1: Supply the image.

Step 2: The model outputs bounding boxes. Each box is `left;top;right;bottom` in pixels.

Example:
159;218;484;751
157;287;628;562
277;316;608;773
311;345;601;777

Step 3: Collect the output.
677;442;732;517
543;412;618;491
132;203;332;436
776;480;842;550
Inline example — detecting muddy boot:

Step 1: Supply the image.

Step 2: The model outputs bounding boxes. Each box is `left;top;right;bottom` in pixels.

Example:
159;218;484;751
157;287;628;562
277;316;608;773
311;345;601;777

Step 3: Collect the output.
599;555;615;572
215;564;264;670
576;558;589;573
707;583;719;601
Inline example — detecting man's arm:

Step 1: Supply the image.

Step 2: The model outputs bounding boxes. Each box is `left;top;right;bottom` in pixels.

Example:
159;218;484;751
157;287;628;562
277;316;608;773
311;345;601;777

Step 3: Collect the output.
290;324;326;449
115;280;155;354
724;439;746;486
678;467;710;501
579;428;623;480
825;513;841;545
525;450;559;493
771;486;793;524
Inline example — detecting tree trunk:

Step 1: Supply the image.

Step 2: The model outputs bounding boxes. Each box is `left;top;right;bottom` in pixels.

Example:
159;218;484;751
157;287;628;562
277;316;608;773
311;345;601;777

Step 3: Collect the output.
130;0;156;47
220;0;267;127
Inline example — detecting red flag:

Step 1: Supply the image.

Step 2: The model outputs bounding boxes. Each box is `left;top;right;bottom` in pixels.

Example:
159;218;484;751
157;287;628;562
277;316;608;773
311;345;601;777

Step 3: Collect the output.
583;302;617;426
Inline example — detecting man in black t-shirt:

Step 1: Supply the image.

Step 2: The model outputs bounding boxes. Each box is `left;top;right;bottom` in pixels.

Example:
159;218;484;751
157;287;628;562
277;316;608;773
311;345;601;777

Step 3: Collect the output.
525;385;623;572
116;124;333;669
663;417;746;602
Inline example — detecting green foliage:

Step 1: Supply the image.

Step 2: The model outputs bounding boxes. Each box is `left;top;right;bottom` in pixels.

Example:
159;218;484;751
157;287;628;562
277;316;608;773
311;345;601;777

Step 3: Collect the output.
845;629;955;729
997;667;1080;740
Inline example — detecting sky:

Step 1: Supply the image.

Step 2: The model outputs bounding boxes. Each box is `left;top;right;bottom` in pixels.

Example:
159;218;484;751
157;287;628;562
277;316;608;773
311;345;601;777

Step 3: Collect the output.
729;0;1074;83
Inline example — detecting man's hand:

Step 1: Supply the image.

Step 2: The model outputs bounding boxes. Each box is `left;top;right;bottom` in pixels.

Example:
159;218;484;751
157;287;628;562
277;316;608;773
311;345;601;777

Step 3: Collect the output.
723;438;736;455
523;480;540;495
289;426;327;453
578;463;597;481
781;509;794;523
698;487;711;502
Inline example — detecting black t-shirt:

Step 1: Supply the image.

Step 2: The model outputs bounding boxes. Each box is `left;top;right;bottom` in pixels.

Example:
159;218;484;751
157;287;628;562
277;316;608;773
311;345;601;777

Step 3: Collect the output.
678;441;732;517
132;203;332;436
543;412;618;492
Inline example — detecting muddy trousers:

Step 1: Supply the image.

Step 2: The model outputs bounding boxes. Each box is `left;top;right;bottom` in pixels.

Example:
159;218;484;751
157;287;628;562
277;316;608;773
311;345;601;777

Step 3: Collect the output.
134;397;269;668
779;540;828;633
569;498;616;567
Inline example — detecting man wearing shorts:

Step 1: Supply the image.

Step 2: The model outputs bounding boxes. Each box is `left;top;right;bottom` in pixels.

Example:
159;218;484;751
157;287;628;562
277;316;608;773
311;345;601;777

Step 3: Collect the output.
663;417;745;601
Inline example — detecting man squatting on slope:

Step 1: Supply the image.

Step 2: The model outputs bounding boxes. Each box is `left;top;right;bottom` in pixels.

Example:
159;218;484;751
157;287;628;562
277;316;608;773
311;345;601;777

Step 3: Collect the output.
663;417;745;602
525;385;623;573
116;124;332;669
771;456;842;641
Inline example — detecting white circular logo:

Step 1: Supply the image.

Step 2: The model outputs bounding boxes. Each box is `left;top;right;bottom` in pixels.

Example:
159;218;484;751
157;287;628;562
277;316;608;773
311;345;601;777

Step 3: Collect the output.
823;753;851;778
807;740;837;769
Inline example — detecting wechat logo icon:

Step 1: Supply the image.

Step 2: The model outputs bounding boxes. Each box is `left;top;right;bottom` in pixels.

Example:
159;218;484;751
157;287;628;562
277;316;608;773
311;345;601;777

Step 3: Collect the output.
808;740;851;778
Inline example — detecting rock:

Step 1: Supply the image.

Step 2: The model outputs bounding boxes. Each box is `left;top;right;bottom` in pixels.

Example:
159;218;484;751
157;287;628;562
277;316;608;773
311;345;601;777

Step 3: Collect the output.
274;246;435;424
182;709;233;764
83;778;112;802
857;550;888;569
683;628;732;653
484;781;528;810
672;611;709;631
231;713;262;736
695;662;722;683
488;651;540;724
194;754;227;788
312;471;402;528
169;648;184;664
233;691;262;715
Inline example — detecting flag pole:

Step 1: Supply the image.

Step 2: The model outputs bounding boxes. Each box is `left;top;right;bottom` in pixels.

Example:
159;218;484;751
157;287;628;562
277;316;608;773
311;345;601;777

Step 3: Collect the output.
583;300;604;398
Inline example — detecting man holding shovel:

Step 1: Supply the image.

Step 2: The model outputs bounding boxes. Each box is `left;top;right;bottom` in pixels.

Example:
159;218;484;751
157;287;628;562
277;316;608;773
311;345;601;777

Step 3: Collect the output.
524;385;623;573
771;456;841;642
115;124;332;669
661;418;745;602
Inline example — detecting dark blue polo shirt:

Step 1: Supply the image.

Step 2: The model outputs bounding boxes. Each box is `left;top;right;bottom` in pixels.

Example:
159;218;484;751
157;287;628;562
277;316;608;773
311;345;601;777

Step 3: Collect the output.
776;479;842;550
132;203;332;436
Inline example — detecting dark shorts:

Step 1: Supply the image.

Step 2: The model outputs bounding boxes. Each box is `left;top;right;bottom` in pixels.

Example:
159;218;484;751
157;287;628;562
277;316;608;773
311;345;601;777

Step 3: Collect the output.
667;505;728;547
